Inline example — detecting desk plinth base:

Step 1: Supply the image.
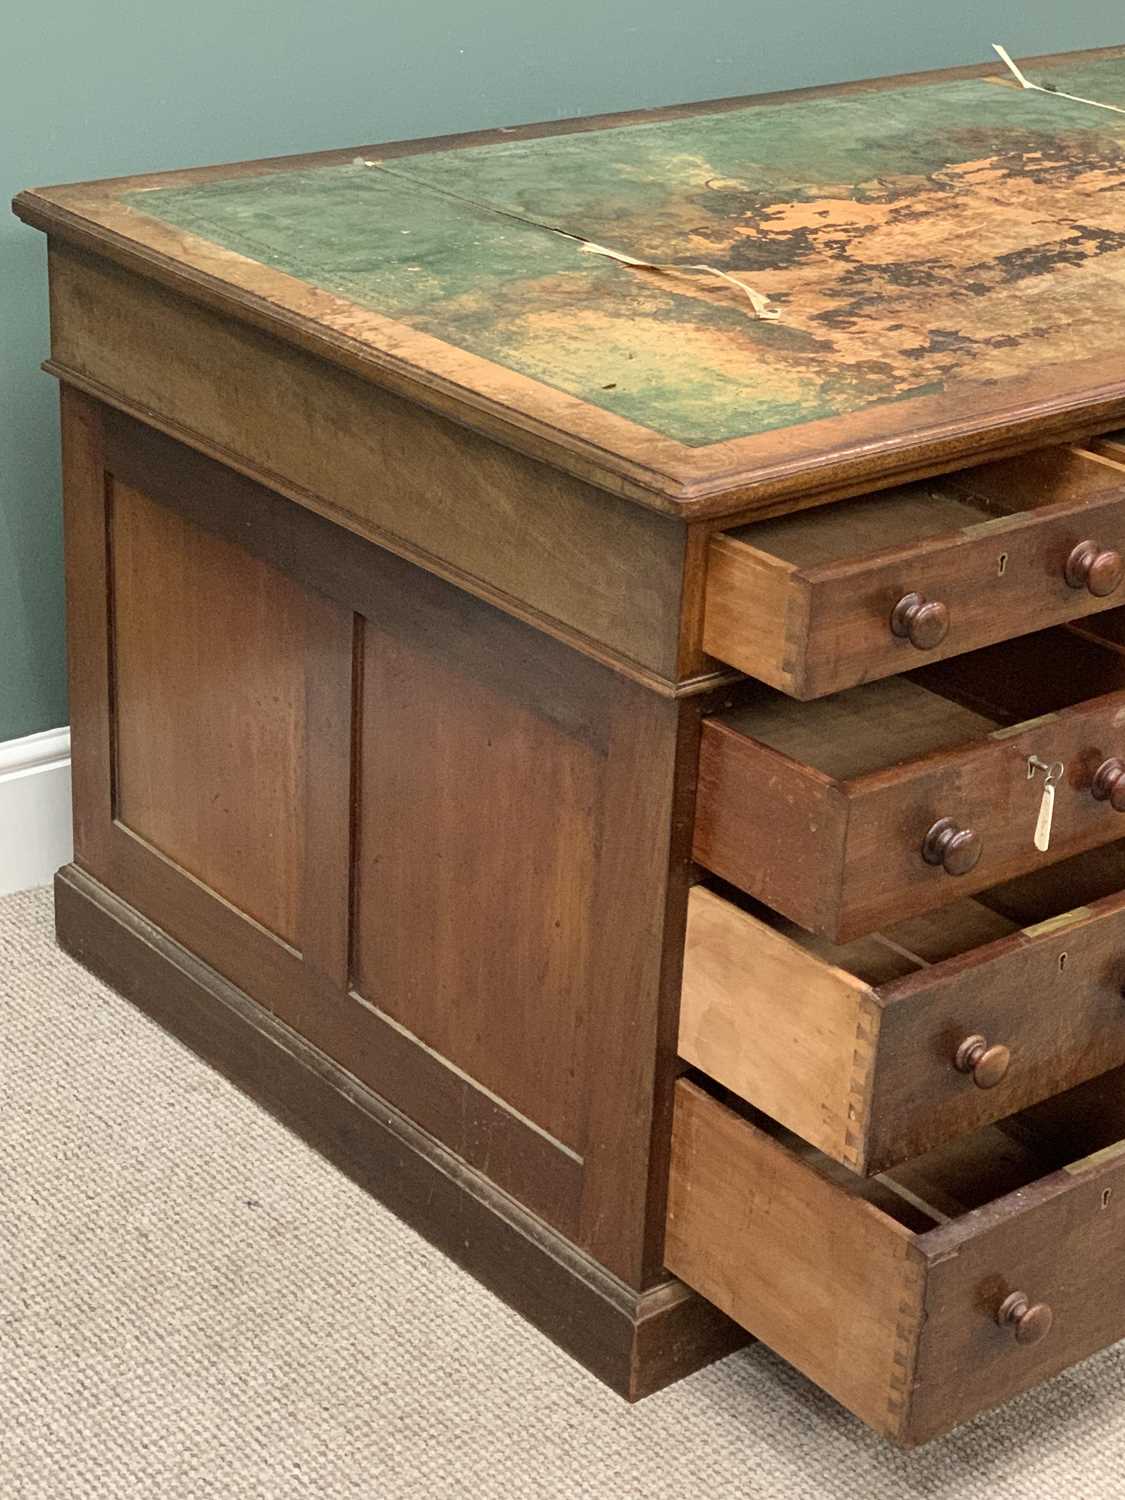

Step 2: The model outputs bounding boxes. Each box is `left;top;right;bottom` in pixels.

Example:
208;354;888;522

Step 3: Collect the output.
54;864;745;1400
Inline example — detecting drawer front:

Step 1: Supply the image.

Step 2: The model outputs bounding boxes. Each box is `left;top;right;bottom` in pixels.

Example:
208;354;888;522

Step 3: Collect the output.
703;446;1125;699
695;639;1125;941
680;883;1125;1174
911;1139;1125;1446
666;1079;1125;1446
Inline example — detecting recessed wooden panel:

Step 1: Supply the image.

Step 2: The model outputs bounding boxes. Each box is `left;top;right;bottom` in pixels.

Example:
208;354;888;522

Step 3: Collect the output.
111;480;307;944
353;614;604;1155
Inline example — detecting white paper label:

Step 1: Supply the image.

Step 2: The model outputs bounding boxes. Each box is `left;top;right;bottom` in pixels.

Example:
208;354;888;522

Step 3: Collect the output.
1034;781;1055;853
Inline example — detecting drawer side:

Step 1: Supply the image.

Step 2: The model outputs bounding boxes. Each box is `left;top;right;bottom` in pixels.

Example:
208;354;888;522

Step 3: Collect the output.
701;535;810;694
678;888;881;1168
692;720;849;936
665;1081;927;1441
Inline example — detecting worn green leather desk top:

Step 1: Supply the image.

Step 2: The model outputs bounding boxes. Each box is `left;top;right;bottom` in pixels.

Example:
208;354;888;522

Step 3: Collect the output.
14;48;1125;511
121;54;1125;446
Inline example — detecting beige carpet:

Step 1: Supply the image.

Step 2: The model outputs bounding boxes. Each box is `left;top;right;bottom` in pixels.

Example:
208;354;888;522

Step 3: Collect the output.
3;886;1124;1499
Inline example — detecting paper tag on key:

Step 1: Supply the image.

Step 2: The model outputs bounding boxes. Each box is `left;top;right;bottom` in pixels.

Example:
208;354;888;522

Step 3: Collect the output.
1028;757;1064;852
1034;779;1056;852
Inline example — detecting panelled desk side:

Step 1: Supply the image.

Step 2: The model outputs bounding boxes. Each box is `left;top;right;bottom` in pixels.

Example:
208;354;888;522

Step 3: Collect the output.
51;372;748;1398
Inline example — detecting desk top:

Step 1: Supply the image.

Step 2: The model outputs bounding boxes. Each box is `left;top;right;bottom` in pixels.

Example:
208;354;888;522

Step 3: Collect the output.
15;46;1125;516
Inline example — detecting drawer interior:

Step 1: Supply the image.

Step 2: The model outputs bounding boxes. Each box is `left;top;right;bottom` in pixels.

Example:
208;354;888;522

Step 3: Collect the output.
724;446;1125;569
969;836;1125;927
734;1102;1065;1235
1093;431;1125;466
703;837;1125;991
726;1064;1125;1235
713;624;1125;782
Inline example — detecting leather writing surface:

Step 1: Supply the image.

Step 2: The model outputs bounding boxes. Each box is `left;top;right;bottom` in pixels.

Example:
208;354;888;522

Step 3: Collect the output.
123;56;1125;446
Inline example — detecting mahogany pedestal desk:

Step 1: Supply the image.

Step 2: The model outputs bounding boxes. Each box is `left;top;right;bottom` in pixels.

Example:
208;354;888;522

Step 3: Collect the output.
17;45;1125;1447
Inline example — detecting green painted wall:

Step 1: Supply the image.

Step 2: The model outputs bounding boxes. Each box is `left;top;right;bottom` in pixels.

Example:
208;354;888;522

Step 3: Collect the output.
3;6;1118;740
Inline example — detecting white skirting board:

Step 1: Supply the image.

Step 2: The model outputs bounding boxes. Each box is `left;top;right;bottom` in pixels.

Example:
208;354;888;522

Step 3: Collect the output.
0;727;73;897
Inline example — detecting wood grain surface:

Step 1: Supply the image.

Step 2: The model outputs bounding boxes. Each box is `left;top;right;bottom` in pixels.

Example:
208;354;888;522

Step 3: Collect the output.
679;864;1125;1174
61;394;706;1291
694;631;1125;940
703;447;1125;695
666;1080;928;1439
112;481;308;945
47;244;689;683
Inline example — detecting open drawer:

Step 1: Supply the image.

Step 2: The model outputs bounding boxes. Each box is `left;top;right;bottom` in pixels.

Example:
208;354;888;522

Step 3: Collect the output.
1092;430;1125;468
680;841;1125;1174
694;625;1125;941
666;1074;1125;1446
703;444;1125;698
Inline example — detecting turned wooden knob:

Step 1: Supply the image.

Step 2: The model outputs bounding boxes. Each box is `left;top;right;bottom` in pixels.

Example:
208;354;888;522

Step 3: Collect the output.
922;817;982;875
1065;540;1124;597
1092;758;1125;812
891;592;950;650
955;1034;1011;1089
997;1291;1053;1346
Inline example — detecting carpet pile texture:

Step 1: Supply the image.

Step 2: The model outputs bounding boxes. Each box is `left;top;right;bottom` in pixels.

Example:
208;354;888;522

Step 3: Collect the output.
3;884;1123;1498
